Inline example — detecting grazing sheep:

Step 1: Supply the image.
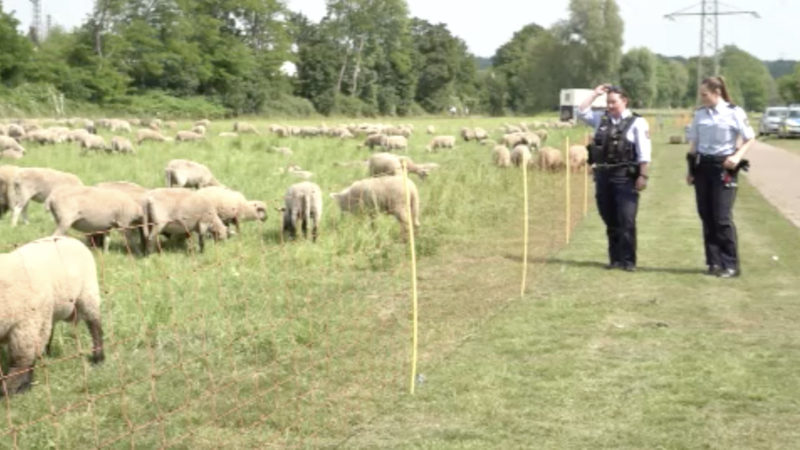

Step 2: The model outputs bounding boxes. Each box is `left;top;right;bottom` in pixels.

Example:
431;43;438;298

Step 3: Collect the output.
1;149;23;160
383;135;408;152
218;132;239;138
521;132;541;149
191;125;207;136
165;159;222;189
534;129;549;142
503;133;525;148
195;119;211;128
368;152;429;180
79;134;108;153
426;125;436;135
425;135;456;151
196;186;267;235
282;181;323;242
164;121;178;129
136;128;169;144
493;145;512;168
0;164;19;217
10;167;83;226
0;236;104;396
109;119;132;133
568;145;588;171
110;136;135;154
461;127;476;141
510;145;532;168
360;133;386;150
538;146;565;171
145;188;228;253
176;130;205;142
330;175;420;234
0;135;24;153
233;121;260;134
46;185;147;253
473;127;489;141
7;123;25;139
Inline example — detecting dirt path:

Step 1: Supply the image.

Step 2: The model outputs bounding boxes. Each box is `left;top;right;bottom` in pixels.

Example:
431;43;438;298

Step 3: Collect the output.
744;141;800;227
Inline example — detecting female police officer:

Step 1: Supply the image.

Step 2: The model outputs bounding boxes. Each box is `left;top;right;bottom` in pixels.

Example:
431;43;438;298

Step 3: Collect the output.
578;84;652;272
686;76;755;278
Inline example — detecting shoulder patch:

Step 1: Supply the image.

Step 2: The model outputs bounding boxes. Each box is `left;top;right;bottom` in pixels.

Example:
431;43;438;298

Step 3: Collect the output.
645;129;650;139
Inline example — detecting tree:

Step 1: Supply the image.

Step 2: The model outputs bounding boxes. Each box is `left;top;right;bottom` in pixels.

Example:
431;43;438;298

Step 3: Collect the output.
777;63;800;103
654;58;688;108
719;46;773;111
491;23;545;112
0;4;33;86
558;0;624;87
619;48;657;108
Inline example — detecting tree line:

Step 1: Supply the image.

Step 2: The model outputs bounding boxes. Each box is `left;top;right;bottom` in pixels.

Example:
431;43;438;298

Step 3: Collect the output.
0;0;797;117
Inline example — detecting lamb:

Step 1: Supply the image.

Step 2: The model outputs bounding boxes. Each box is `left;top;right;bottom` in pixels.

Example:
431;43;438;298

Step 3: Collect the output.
538;146;565;171
0;236;103;396
10;167;83;226
568;145;588;171
383;135;408;151
510;145;532;168
282;181;323;242
176;130;205;142
79;134;108;153
368;152;429;180
425;135;456;151
136;128;169;144
0;135;24;153
196;186;267;235
145;188;228;253
165;159;222;188
110;136;135;154
233;121;260;134
46;185;147;253
492;145;512;168
330;175;420;234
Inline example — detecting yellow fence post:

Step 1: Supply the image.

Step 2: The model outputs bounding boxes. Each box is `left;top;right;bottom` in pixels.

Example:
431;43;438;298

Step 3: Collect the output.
401;161;419;395
565;136;571;244
583;133;589;217
520;152;529;298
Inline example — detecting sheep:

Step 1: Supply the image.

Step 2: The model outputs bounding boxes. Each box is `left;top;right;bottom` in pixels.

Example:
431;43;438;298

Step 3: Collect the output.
145;188;228;253
282;182;323;242
233;121;260;134
176;130;205;142
196;186;267;235
165;159;222;189
330;175;420;234
534;129;549;143
383;135;408;152
503;133;526;148
0;135;24;153
360;133;386;150
218;132;239;138
136;128;169;144
510;145;532;168
0;236;103;396
191;125;207;136
164;121;178;129
461;127;476;141
1;149;23;160
368;152;429;180
66;128;92;143
473;127;489;141
268;146;293;156
0;164;19;218
109;119;132;133
521;132;541;149
195;119;211;128
46;185;147;253
493;145;512;168
425;135;456;152
110;136;135;154
568;145;588;172
538;146;565;171
7;123;25;139
426;125;436;135
79;134;108;153
10;167;83;226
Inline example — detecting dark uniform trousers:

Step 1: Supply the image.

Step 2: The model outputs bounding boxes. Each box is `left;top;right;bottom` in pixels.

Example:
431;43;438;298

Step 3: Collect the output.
694;159;739;270
595;167;639;267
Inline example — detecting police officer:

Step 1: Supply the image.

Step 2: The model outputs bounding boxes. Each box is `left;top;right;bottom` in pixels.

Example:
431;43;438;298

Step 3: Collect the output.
578;84;652;271
686;76;755;278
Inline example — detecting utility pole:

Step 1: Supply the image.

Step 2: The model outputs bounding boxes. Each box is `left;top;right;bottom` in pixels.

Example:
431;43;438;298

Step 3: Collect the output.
665;1;759;102
29;0;43;44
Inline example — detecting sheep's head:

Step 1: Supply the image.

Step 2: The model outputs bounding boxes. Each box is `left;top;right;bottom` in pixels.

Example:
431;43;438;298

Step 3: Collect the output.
249;201;268;221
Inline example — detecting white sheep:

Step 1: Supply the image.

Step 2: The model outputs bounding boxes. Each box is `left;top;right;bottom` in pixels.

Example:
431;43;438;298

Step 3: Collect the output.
493;145;512;168
510;145;532;168
0;135;24;153
425;135;456;152
110;136;135;154
383;135;408;151
196;186;267;235
0;164;19;218
368;153;429;180
165;159;222;189
176;130;205;142
282;181;323;242
46;185;147;253
0;236;104;396
10;167;84;226
79;134;108;153
136;128;169;144
568;145;588;172
426;125;436;135
538;146;565;171
233;121;260;134
218;132;239;138
145;188;228;253
330;175;420;234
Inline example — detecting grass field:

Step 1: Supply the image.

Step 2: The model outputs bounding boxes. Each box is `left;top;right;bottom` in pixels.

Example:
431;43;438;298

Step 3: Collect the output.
1;115;799;448
762;136;800;156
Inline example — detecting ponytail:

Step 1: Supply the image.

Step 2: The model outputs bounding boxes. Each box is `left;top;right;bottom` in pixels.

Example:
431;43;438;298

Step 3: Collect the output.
702;76;732;103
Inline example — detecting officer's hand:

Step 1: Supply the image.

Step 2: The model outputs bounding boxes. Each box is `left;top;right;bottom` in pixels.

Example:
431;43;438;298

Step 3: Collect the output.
723;154;740;170
686;175;694;185
593;84;608;96
635;176;648;191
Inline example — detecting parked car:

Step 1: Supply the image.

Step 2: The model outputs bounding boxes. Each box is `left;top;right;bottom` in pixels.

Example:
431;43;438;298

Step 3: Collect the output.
778;107;800;138
759;106;788;136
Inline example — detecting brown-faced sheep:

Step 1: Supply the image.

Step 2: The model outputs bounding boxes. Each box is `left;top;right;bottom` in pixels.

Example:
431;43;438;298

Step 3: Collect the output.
196;186;267;235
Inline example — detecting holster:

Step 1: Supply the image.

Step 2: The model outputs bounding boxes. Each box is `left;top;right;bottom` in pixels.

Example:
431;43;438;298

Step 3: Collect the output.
587;144;600;165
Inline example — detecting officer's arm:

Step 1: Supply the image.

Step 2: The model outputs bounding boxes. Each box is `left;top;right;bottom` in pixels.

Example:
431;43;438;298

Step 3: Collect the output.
730;108;756;161
577;85;607;128
686;112;699;154
635;119;651;178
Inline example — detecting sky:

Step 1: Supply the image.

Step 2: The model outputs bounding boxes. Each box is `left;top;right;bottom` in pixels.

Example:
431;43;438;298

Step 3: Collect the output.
4;0;798;61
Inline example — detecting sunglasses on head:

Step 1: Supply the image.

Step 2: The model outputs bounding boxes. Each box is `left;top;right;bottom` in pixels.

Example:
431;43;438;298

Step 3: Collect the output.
606;85;623;93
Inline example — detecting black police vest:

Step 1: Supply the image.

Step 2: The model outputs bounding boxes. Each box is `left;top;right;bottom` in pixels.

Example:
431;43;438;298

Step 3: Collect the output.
593;113;638;164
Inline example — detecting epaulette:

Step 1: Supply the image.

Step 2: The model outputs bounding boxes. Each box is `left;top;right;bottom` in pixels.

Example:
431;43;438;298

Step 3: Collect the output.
727;103;737;108
695;106;704;111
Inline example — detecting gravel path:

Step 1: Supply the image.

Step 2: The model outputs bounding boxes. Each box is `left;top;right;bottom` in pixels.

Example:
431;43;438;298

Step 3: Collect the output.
744;140;800;227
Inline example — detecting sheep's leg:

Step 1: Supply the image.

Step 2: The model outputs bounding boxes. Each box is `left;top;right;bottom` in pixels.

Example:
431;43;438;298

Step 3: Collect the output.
311;217;318;243
85;319;104;364
2;330;37;396
10;197;30;226
197;232;205;253
102;232;111;253
45;323;56;356
301;215;308;239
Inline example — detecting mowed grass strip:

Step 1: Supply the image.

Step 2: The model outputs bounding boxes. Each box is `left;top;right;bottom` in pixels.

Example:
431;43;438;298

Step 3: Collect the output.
344;126;800;448
761;136;800;156
0;116;591;448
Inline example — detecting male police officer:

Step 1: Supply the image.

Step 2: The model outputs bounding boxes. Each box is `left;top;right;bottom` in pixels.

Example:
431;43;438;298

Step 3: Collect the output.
578;84;652;271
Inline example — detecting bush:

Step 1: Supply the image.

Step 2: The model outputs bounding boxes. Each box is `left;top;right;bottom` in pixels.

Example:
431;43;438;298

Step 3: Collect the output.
110;91;229;119
260;93;317;117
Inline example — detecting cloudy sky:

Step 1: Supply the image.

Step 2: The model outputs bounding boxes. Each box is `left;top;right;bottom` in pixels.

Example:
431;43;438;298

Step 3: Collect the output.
5;0;797;60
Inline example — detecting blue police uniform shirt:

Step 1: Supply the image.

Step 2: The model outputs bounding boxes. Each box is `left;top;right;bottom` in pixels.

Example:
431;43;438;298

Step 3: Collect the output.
577;107;652;163
687;100;755;156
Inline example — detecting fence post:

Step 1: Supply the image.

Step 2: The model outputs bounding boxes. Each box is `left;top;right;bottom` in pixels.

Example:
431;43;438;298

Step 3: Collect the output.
520;150;529;298
583;133;590;217
565;136;571;244
401;161;419;395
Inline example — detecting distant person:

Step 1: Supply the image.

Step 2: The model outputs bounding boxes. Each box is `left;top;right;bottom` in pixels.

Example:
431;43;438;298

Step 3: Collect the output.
578;84;652;272
449;105;457;116
686;76;755;278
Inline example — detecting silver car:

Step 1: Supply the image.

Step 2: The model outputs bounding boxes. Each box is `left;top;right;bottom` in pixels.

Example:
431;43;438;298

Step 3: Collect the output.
759;107;788;135
778;108;800;138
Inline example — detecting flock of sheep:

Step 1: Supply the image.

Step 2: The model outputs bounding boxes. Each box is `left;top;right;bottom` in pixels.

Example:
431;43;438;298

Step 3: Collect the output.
0;115;583;397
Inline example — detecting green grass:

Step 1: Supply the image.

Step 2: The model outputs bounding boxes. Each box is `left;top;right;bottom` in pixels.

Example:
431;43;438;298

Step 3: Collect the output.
0;116;589;448
762;136;800;156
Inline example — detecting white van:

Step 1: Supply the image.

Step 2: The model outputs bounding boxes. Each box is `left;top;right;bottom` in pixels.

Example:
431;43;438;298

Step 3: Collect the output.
560;89;607;122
